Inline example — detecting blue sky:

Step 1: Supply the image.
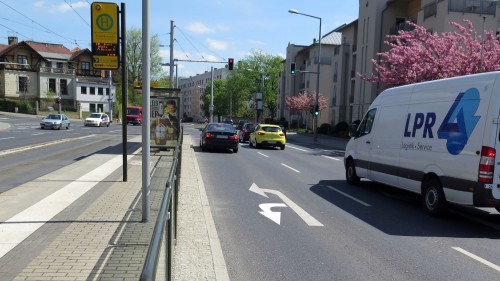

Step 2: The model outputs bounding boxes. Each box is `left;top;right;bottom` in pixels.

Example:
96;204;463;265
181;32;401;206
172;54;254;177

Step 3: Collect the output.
0;0;359;78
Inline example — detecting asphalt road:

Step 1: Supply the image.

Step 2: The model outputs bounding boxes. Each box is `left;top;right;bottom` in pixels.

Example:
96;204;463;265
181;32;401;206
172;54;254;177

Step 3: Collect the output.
0;113;142;192
184;124;500;281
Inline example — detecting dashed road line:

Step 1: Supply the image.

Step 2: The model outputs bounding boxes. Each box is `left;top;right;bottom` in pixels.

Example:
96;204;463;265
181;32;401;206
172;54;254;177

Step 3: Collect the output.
0;135;94;156
286;145;309;152
322;155;342;161
326;185;371;206
257;152;269;158
281;163;300;173
452;247;500;272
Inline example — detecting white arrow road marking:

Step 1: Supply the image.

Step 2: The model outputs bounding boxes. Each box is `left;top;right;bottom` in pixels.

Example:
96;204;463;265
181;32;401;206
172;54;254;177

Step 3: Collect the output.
259;203;287;225
452;247;500;272
249;183;323;226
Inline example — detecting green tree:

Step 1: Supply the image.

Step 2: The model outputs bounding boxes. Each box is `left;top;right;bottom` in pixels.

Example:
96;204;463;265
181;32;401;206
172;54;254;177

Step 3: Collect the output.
126;28;163;85
227;50;283;120
202;79;227;121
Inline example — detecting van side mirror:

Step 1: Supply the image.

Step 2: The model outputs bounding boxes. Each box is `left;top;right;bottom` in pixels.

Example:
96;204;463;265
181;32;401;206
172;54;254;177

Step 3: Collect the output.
349;121;360;138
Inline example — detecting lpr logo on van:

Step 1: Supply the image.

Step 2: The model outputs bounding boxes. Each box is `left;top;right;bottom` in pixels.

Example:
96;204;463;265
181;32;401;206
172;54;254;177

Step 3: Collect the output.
404;88;480;155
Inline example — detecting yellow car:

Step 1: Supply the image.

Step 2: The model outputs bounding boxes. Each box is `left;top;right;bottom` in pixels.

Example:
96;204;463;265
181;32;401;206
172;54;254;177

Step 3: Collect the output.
249;124;286;150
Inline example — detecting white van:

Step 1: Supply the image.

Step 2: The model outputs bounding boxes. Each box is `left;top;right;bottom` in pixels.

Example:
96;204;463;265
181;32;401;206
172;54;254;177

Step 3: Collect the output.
344;71;500;216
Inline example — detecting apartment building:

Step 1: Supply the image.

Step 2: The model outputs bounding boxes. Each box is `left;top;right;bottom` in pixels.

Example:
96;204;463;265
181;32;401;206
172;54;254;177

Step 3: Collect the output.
281;0;500;127
0;37;115;113
178;67;230;122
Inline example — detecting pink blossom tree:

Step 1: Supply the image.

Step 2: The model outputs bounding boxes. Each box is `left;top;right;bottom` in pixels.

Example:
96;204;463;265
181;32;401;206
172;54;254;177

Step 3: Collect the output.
361;20;500;87
285;91;328;129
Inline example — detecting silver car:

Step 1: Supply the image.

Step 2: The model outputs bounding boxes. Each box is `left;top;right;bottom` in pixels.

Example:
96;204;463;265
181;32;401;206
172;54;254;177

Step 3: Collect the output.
40;114;70;130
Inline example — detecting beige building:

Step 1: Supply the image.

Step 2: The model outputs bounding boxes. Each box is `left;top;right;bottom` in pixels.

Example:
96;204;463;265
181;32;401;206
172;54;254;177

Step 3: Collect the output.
0;37;115;113
281;0;500;128
179;67;230;122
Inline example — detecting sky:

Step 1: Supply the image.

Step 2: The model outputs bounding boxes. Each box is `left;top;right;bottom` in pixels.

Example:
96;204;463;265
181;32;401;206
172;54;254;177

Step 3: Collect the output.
0;0;359;79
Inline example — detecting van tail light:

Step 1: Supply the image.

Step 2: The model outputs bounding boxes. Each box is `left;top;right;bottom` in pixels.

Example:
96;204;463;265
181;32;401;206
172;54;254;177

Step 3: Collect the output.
479;146;495;183
205;133;213;139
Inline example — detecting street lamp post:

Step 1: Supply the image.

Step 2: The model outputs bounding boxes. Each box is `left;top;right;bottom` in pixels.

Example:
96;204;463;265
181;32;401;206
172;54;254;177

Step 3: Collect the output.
289;9;322;142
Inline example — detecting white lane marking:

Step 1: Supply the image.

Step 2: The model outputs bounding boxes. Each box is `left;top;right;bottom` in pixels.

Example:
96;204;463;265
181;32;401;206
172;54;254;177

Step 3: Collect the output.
0;137;14;141
326;185;371;206
257;152;269;158
286;145;309;152
322;155;342;161
0;148;137;259
249;183;323;226
281;163;300;173
31;133;44;136
452;247;500;272
0;135;94;156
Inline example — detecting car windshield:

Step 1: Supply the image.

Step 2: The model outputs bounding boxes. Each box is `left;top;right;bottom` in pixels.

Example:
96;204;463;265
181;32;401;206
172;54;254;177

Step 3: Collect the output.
127;108;140;115
47;114;61;120
89;113;101;118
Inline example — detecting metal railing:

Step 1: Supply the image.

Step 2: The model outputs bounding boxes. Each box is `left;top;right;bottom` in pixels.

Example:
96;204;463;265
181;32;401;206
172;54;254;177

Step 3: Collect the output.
140;126;183;281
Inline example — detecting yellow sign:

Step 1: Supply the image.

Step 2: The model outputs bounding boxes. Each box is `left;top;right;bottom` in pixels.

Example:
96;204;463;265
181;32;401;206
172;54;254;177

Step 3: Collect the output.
134;81;160;88
91;2;119;69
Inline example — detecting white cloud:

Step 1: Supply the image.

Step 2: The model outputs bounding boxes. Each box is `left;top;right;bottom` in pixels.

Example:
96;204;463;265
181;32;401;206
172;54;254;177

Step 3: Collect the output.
186;22;215;35
33;1;45;8
206;38;228;51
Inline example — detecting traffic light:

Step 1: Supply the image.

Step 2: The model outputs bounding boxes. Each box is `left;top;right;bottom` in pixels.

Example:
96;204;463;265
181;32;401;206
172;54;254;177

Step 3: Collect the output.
309;105;314;115
291;62;296;75
314;105;319;116
228;58;234;70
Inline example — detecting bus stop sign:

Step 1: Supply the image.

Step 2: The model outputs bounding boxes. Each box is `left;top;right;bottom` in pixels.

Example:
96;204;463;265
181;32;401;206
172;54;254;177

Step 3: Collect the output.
91;2;119;70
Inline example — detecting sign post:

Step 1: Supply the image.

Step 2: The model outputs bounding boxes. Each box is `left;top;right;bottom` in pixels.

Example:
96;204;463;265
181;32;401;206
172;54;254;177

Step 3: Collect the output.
91;2;120;70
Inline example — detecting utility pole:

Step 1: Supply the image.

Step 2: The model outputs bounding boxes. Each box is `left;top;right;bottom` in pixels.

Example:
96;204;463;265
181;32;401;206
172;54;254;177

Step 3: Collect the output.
169;20;175;87
210;66;214;122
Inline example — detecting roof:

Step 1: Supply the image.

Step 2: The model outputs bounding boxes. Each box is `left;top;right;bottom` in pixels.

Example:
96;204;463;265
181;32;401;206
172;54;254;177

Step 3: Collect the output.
321;31;342;45
0;44;8;53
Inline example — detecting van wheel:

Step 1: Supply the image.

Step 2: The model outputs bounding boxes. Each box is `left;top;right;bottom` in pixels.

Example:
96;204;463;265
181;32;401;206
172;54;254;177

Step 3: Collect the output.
422;179;447;216
346;159;360;185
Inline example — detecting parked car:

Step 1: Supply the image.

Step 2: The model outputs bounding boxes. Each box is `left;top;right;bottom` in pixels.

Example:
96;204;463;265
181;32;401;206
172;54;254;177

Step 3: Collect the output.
238;122;258;143
249;124;286;150
236;119;248;130
84;113;111;127
200;122;239;153
40;114;70;130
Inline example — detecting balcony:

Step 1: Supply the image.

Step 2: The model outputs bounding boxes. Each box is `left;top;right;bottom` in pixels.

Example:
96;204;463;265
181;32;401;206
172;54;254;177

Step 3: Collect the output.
76;69;103;77
0;63;36;71
39;67;75;75
449;0;496;16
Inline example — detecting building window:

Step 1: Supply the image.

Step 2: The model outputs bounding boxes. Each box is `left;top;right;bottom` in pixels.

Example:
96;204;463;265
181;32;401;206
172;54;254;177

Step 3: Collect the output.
17;55;27;65
90;87;95;95
106;88;110;95
45;61;52;68
57;62;63;69
81;61;90;70
81;86;87;94
19;76;28;92
98;87;103;95
90;103;96;112
60;79;68;95
48;78;56;93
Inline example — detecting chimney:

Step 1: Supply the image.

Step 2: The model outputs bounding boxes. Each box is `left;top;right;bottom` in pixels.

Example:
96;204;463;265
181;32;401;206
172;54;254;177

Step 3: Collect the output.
8;36;18;45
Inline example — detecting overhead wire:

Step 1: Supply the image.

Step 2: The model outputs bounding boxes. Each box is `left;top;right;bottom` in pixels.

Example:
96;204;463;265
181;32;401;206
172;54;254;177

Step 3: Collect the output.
0;23;30;40
63;0;90;28
0;0;78;45
175;26;226;62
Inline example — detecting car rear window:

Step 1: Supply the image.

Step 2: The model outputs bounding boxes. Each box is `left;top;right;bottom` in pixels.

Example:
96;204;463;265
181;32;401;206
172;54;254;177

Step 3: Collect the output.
262;126;280;132
89;113;101;118
207;124;235;132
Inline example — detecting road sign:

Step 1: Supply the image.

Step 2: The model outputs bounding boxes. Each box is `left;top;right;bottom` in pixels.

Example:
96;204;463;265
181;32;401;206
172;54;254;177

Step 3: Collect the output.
91;2;119;70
